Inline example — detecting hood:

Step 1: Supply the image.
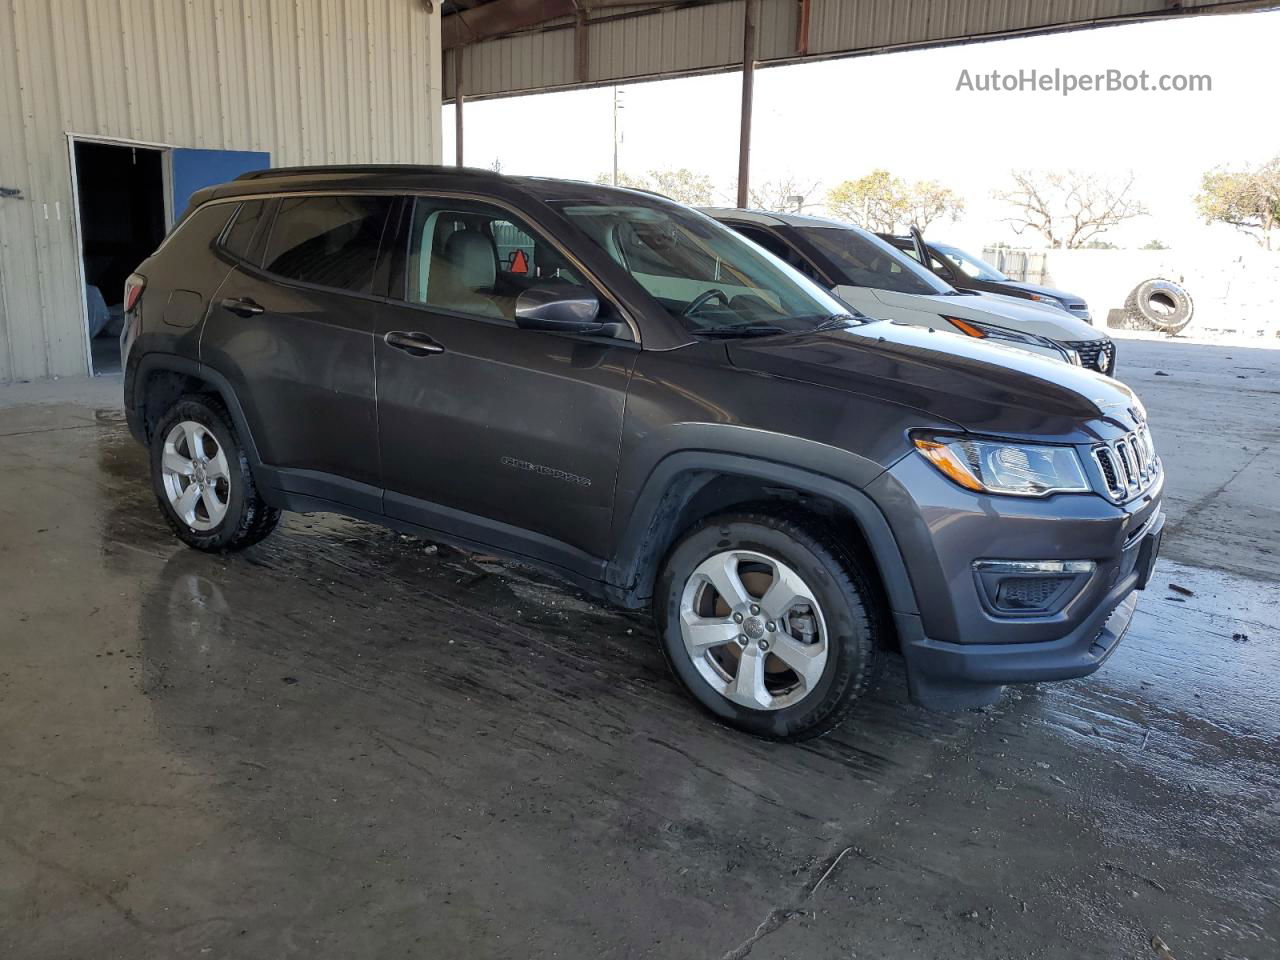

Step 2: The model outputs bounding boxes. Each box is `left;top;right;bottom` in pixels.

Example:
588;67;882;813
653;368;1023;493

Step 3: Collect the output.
994;279;1087;306
869;289;1100;341
726;320;1143;442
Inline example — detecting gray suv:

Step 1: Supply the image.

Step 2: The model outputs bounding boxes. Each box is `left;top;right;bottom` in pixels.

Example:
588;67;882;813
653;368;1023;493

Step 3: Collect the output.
121;166;1164;740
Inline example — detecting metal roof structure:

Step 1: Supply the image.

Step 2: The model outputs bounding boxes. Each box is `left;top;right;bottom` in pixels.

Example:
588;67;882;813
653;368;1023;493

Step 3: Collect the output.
440;0;1275;206
441;0;1274;103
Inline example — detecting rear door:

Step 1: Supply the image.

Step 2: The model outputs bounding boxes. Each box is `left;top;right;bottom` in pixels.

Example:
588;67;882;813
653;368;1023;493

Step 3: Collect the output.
201;193;394;512
373;195;638;574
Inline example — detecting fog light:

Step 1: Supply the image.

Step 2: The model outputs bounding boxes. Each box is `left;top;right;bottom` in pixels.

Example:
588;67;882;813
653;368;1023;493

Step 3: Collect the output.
973;560;1095;616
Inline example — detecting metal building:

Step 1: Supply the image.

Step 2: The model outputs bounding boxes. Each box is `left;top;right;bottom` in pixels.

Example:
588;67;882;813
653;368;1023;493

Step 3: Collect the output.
0;0;442;383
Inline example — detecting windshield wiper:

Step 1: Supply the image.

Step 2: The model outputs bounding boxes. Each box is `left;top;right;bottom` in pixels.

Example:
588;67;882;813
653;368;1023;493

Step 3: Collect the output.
814;313;860;331
694;324;791;339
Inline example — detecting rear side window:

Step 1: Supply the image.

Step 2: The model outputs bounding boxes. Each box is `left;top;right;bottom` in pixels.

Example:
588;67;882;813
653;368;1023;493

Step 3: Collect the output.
152;203;236;258
221;200;266;262
262;195;392;293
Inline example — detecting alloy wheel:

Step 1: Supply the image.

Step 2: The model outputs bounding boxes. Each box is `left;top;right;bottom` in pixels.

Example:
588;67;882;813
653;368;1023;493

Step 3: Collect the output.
678;549;829;711
160;420;231;532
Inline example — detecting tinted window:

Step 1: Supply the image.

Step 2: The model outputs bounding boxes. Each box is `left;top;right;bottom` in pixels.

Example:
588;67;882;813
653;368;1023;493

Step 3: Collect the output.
221;200;266;262
732;224;791;261
406;198;592;322
552;199;852;334
731;224;824;281
796;226;953;296
263;195;391;293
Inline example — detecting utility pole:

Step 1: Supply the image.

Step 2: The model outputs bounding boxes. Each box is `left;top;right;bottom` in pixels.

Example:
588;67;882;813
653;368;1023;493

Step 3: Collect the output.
612;86;624;186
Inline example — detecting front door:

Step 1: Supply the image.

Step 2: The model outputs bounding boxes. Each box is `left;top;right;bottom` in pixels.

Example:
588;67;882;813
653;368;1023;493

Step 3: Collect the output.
201;194;394;512
374;196;638;577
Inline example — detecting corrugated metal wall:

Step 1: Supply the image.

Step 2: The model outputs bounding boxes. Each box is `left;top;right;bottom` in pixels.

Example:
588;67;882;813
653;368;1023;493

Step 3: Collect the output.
445;0;1253;101
0;0;442;382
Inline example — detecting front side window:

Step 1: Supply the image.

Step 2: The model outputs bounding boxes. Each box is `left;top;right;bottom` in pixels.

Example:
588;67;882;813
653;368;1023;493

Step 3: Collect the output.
405;198;594;322
934;243;1009;282
551;199;851;335
262;195;392;293
796;226;953;297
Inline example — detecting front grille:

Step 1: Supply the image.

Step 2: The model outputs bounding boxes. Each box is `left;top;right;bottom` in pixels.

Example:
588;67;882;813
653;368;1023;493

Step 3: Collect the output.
1064;338;1115;374
1093;427;1160;502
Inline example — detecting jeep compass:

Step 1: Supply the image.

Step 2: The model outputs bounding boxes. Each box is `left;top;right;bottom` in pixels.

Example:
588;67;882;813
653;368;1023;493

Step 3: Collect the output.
122;166;1164;740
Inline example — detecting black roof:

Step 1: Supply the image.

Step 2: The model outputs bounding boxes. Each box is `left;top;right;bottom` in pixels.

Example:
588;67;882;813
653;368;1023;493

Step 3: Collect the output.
213;164;664;207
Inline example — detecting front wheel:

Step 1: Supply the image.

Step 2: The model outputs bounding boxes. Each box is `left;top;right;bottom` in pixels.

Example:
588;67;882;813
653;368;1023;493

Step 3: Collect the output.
655;512;881;741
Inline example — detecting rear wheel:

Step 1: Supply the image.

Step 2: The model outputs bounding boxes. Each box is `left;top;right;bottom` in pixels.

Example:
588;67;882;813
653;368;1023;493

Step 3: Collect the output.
655;511;880;741
150;396;281;552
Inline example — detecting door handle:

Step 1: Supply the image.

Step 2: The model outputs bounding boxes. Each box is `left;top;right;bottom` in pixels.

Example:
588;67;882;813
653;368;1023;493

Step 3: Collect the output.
220;296;264;317
385;330;445;357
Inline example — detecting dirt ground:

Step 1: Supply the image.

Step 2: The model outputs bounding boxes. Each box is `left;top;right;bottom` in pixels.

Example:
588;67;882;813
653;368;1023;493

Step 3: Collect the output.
1;338;1277;959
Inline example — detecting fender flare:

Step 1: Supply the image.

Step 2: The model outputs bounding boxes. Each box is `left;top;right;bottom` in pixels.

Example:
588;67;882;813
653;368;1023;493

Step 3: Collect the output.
606;447;919;617
127;352;264;469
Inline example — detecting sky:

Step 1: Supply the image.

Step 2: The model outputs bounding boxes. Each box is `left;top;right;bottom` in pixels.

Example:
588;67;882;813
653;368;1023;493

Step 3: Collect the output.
443;8;1280;255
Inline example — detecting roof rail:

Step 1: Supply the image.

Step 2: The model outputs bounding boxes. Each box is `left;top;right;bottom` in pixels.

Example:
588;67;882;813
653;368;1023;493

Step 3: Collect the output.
234;164;503;181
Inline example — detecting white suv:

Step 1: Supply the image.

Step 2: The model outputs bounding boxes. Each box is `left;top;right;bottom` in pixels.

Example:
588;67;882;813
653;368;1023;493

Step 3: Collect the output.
703;208;1117;375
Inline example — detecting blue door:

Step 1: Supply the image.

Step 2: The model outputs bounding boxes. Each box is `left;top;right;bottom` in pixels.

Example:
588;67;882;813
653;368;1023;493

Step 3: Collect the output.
170;148;270;216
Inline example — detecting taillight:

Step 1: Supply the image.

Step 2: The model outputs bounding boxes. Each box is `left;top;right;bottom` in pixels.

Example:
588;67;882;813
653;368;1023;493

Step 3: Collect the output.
124;273;146;312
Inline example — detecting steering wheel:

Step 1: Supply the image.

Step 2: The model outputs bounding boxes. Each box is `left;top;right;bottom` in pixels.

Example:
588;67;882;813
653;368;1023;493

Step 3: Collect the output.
682;288;731;317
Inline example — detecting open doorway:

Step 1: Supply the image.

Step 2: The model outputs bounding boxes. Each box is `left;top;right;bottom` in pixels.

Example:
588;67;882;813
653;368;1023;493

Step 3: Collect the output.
72;140;167;375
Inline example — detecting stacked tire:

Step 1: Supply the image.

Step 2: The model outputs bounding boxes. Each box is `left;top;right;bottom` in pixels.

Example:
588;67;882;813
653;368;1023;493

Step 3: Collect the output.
1122;278;1194;335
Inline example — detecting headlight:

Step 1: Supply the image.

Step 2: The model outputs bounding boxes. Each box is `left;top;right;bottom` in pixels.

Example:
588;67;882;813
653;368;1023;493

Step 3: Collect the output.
941;316;1074;363
1028;293;1067;310
912;432;1091;497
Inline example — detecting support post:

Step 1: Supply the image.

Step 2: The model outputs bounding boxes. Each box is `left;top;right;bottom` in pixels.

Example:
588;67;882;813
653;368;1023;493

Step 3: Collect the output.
736;0;757;208
454;47;465;167
575;9;589;83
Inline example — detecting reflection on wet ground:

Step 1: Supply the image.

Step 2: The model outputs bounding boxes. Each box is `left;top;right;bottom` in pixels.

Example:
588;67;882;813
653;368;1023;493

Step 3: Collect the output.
1;348;1277;959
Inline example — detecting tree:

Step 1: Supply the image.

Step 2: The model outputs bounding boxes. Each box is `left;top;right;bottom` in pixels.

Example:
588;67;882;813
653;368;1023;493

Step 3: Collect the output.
647;169;715;205
594;168;714;205
827;170;907;232
826;170;964;232
902;180;965;232
994;170;1148;248
745;176;822;213
1195;157;1280;249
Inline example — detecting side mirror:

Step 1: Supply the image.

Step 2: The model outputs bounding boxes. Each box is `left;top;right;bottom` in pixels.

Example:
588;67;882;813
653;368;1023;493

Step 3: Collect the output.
514;284;603;333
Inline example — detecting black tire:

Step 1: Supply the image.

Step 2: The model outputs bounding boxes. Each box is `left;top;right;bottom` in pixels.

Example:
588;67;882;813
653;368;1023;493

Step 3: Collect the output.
1123;278;1194;334
150;395;281;552
654;510;881;741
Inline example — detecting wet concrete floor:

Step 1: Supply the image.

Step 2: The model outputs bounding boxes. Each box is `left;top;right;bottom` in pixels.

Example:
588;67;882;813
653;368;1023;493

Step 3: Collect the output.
1;339;1277;959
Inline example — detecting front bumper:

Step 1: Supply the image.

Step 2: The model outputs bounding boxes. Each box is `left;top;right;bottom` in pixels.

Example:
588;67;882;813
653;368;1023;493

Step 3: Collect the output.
868;452;1164;710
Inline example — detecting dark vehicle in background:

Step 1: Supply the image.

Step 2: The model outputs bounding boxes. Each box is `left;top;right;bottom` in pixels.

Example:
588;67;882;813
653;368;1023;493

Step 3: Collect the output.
121;167;1163;740
879;230;1094;322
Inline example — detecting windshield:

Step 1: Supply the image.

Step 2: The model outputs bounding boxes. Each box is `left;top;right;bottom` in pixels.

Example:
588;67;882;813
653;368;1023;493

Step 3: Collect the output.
796;226;954;296
549;199;854;334
934;243;1008;282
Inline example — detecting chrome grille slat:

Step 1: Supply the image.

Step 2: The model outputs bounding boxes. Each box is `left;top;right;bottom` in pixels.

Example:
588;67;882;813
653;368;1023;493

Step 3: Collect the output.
1063;338;1115;373
1093;427;1160;502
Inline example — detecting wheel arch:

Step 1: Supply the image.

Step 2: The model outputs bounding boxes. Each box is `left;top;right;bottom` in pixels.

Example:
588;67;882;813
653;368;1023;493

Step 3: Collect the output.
127;353;264;470
606;450;919;623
